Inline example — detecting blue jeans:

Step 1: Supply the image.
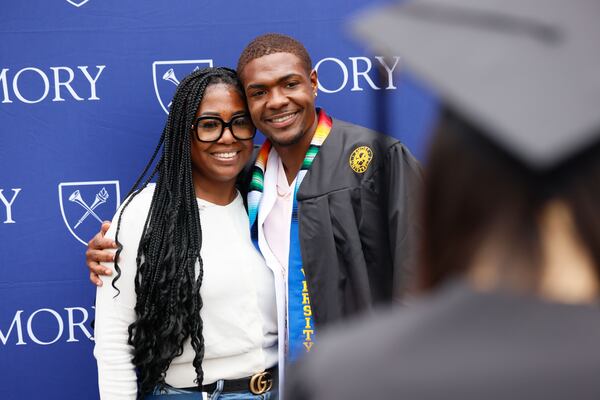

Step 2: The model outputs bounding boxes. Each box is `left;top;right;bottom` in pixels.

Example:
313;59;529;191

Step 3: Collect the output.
145;380;278;400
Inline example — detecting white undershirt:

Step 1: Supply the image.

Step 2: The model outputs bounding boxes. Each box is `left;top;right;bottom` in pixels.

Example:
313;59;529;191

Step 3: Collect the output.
94;184;277;399
255;148;298;391
263;156;295;272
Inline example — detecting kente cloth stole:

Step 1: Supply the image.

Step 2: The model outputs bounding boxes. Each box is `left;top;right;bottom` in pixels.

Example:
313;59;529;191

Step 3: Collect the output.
247;108;333;361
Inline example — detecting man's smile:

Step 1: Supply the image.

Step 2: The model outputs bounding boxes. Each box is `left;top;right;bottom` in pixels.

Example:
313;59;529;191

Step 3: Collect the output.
265;111;300;128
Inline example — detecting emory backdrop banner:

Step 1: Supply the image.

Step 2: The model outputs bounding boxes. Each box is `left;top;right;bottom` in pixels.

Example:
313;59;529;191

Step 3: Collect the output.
0;1;437;398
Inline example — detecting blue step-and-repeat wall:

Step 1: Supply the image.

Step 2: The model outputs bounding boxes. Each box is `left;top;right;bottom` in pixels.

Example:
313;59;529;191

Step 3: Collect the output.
0;1;437;398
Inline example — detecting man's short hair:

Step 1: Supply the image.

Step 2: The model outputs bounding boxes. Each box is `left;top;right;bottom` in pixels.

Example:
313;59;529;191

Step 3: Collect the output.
237;33;313;76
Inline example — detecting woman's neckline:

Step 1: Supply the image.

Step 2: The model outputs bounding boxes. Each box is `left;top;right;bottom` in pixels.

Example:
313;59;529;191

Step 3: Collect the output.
196;190;241;209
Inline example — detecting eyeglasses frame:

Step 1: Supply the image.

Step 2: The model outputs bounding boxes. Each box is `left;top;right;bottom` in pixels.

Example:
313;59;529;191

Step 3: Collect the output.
191;115;256;143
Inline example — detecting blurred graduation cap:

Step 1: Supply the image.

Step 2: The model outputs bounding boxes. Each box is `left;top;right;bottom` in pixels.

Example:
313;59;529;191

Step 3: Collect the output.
350;0;600;171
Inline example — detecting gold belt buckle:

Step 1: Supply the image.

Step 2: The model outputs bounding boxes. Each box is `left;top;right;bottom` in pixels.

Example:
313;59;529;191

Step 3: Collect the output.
249;371;273;395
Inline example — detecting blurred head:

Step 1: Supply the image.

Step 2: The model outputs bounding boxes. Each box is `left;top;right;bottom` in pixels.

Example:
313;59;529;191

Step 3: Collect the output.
419;108;600;300
349;0;600;302
237;33;318;147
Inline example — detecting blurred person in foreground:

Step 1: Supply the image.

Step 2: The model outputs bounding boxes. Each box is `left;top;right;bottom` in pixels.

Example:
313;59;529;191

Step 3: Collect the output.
286;0;600;399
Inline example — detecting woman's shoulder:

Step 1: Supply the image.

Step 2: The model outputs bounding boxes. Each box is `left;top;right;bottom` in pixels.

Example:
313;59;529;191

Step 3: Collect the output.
120;184;156;214
126;183;156;205
105;184;156;240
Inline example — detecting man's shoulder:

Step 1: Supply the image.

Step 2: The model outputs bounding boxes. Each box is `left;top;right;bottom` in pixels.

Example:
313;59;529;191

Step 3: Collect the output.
325;117;417;177
330;117;400;149
297;116;418;198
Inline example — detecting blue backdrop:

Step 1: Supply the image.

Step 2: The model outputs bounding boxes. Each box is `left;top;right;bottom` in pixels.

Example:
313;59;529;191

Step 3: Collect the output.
0;1;437;398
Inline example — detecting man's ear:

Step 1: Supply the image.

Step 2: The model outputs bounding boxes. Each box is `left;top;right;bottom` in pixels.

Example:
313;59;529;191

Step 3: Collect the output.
310;69;318;94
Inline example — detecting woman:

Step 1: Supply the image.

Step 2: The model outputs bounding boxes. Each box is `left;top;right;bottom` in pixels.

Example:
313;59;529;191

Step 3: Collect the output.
287;1;600;399
94;67;278;400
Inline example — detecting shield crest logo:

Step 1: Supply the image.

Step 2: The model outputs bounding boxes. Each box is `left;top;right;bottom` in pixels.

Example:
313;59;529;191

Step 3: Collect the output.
152;59;214;114
58;181;120;245
66;0;90;7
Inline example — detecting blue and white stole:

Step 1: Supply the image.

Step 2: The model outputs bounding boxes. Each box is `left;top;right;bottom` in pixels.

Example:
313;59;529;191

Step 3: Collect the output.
247;109;333;361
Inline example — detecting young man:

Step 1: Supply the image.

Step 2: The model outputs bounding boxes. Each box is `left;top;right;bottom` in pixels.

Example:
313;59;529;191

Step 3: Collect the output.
87;33;420;373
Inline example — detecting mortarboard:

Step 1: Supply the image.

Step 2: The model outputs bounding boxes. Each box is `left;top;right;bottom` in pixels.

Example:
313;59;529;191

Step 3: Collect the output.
351;0;600;170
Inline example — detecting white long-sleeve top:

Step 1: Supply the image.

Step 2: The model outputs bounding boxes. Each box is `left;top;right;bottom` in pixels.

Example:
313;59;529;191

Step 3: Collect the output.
255;148;294;393
94;184;278;399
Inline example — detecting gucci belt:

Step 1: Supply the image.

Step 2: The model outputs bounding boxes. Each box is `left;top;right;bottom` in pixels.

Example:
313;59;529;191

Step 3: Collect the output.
249;370;273;395
184;366;277;394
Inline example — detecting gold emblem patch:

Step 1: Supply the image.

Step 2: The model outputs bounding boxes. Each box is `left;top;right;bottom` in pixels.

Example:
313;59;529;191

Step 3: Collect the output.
349;146;373;173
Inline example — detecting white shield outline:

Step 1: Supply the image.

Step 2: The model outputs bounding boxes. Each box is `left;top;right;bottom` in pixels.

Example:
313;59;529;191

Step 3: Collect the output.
66;0;90;7
152;59;213;114
58;180;120;246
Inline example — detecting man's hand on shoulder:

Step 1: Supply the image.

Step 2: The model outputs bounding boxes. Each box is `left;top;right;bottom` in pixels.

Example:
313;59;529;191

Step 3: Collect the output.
86;221;117;287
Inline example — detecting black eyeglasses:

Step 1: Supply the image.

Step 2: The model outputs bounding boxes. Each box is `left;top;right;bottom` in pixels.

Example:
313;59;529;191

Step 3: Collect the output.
191;115;256;143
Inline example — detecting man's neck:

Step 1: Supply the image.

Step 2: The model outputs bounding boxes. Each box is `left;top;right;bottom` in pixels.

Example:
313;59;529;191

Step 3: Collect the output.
274;138;312;185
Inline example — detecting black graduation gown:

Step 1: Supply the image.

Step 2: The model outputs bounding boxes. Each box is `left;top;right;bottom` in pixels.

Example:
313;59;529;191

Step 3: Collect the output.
295;118;422;327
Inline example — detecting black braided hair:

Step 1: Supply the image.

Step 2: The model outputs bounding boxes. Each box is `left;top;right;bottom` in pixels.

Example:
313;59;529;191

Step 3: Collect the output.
111;66;244;398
